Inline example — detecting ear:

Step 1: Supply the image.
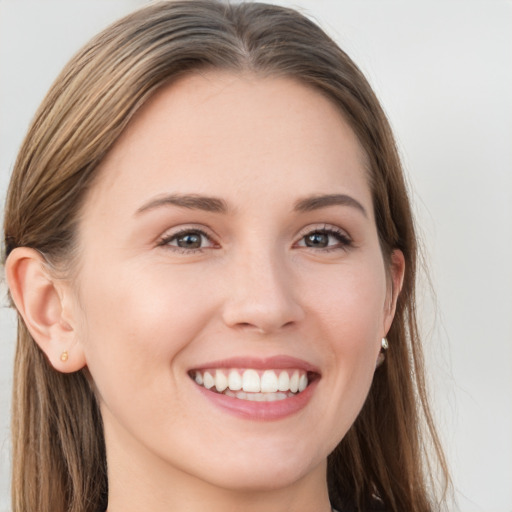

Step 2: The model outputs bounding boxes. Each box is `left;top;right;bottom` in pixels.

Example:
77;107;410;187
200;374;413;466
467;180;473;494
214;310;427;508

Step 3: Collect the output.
5;247;86;373
383;249;405;335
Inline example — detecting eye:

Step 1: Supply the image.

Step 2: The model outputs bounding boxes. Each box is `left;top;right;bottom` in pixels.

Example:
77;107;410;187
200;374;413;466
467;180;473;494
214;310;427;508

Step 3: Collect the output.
159;228;216;252
296;226;352;251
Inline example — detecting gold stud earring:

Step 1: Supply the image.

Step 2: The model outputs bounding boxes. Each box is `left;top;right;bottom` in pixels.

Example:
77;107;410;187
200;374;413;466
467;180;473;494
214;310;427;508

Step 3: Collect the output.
60;351;68;362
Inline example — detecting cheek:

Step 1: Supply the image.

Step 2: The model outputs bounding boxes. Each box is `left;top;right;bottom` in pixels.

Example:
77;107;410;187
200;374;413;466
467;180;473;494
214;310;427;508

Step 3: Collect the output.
305;254;388;340
73;261;222;444
75;261;217;393
303;255;386;425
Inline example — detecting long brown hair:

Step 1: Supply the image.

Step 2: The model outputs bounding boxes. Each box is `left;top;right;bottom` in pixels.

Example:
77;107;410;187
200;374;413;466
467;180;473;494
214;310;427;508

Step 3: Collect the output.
3;2;450;511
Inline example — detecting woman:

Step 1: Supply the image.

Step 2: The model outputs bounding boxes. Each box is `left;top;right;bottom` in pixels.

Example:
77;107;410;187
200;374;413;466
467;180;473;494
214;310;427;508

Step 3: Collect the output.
2;1;449;511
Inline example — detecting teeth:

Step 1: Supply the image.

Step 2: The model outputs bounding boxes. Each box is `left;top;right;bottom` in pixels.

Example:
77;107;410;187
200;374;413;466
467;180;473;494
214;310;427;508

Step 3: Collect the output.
192;368;310;398
215;370;228;392
224;390;290;402
228;369;242;391
267;392;288;402
298;373;308;392
242;369;260;392
260;370;279;393
203;371;215;390
277;371;290;391
289;370;299;393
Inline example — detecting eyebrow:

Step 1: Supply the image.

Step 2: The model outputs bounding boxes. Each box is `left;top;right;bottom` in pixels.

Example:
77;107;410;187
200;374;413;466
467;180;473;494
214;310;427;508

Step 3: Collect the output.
136;194;228;215
136;192;367;217
294;194;368;217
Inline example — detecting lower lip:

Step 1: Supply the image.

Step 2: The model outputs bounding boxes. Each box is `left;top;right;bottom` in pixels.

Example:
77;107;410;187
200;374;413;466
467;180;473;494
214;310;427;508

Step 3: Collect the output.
194;379;319;421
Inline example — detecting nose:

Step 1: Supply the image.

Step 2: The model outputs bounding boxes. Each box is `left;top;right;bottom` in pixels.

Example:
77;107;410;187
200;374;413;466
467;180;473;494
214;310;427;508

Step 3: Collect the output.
221;248;304;334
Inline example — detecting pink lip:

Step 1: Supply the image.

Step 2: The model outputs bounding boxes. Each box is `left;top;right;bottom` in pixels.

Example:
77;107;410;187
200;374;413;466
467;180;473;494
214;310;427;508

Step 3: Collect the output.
189;355;320;373
189;355;321;421
194;379;319;421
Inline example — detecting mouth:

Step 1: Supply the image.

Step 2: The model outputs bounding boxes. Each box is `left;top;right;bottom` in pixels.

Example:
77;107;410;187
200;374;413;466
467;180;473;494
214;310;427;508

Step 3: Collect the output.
188;356;320;420
189;368;317;402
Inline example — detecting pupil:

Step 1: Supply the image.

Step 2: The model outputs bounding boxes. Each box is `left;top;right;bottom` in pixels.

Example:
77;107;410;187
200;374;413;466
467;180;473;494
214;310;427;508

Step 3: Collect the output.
178;233;201;248
306;232;328;247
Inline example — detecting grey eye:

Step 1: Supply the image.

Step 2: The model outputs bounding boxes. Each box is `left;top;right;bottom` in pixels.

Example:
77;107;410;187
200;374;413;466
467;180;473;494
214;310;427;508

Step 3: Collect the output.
162;229;214;251
304;232;329;248
175;232;203;249
296;228;352;250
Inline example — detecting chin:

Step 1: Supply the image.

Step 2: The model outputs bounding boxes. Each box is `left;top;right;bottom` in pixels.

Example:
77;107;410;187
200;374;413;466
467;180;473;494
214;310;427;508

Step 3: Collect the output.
204;461;316;493
182;438;327;493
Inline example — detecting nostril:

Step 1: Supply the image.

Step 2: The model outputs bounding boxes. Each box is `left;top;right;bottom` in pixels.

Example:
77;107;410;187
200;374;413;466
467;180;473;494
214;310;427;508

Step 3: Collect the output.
230;319;298;335
221;274;305;333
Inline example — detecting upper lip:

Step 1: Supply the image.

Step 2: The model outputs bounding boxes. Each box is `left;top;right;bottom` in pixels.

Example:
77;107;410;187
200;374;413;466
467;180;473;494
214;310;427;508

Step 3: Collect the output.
189;355;320;374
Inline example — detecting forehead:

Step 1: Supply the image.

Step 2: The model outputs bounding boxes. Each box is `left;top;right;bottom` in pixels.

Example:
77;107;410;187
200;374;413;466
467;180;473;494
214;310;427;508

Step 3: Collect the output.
85;71;372;218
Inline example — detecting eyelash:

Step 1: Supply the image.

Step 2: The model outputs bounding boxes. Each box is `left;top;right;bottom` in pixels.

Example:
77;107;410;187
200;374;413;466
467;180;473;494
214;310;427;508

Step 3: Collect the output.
294;225;353;252
157;225;353;254
158;228;215;254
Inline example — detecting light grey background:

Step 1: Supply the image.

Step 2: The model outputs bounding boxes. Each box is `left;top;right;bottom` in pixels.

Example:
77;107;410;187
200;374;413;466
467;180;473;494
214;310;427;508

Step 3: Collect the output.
1;1;511;511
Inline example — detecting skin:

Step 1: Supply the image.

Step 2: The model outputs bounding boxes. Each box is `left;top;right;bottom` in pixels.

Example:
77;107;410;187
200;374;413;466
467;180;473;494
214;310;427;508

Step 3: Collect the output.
7;71;404;512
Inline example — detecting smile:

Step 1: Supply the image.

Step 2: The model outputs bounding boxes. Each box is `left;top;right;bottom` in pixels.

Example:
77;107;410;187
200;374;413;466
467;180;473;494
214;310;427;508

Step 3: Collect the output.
190;368;311;401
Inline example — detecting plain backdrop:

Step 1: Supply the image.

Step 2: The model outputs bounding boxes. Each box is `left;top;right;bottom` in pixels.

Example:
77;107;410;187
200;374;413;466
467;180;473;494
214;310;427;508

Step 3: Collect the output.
1;1;511;511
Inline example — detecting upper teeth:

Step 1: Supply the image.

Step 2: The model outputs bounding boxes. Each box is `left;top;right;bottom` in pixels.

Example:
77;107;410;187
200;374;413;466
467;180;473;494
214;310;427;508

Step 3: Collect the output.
193;369;308;394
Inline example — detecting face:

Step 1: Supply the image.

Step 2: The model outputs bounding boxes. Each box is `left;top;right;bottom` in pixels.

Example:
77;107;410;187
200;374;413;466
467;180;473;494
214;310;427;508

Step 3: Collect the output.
71;72;400;496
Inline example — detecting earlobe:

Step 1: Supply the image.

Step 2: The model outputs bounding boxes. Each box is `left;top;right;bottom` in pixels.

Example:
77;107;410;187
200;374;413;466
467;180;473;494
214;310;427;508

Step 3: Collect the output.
5;247;86;373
